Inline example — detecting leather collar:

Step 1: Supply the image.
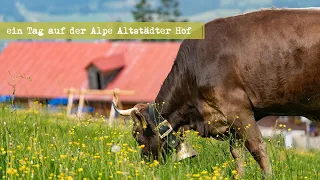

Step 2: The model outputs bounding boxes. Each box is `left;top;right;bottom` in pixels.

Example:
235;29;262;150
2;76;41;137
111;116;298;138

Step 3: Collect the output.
147;102;180;148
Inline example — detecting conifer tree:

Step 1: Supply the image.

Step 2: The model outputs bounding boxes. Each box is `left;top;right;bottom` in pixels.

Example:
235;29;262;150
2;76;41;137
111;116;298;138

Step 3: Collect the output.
132;0;154;22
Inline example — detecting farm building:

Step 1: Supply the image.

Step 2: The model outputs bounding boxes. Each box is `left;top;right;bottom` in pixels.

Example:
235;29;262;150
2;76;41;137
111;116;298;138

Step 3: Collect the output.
0;41;180;114
0;41;317;134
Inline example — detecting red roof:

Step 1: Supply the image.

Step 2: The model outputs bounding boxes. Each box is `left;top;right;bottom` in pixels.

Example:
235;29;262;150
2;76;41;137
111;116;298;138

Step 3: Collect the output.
0;41;181;103
88;53;125;73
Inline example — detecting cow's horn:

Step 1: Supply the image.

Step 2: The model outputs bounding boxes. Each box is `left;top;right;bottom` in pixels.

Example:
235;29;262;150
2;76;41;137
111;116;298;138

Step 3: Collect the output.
112;92;148;128
112;93;138;116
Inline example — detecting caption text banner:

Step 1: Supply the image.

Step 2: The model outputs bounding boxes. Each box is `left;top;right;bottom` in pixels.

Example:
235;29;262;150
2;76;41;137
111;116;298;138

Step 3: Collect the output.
0;22;205;40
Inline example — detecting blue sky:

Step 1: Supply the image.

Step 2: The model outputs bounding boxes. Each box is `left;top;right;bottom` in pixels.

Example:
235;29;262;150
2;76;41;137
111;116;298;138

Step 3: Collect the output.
8;0;320;22
100;0;320;22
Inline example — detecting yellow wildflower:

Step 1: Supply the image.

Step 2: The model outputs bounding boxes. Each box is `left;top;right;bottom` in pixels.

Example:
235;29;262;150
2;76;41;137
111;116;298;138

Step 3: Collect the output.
201;170;208;174
78;168;83;173
192;174;200;178
153;160;159;167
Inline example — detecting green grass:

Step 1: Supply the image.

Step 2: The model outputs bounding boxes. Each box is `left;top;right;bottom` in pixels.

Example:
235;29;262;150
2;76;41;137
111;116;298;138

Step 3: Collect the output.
0;103;320;180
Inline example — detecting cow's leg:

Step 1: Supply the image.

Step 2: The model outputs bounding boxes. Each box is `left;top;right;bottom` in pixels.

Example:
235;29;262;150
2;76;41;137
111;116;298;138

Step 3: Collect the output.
228;112;272;178
212;87;272;177
230;137;246;178
198;91;271;177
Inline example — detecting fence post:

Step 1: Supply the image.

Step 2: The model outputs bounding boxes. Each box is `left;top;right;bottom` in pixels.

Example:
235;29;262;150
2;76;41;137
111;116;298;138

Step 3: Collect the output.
77;88;86;118
66;88;74;116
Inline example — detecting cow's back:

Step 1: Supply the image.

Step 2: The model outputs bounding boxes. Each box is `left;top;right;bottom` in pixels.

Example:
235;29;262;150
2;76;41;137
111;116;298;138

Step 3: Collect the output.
193;8;320;119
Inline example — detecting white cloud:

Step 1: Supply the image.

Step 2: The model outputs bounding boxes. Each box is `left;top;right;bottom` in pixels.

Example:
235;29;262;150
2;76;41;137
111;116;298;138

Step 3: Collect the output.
105;0;158;9
220;0;236;7
15;2;39;22
105;0;137;9
17;11;133;22
14;2;134;22
243;8;262;13
187;9;242;22
237;0;273;7
220;0;272;8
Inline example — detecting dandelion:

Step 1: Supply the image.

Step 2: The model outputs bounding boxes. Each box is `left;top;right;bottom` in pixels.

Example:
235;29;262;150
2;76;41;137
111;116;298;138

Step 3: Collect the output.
111;145;121;152
77;168;83;173
201;170;208;174
222;162;228;168
153;160;160;167
94;155;100;159
192;174;200;178
7;168;18;175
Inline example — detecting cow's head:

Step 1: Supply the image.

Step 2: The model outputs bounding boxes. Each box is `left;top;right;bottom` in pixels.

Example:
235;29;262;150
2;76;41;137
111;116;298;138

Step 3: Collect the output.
112;93;197;161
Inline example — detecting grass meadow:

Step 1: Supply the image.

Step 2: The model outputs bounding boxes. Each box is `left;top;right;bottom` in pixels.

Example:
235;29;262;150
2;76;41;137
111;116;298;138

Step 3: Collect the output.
1;103;320;180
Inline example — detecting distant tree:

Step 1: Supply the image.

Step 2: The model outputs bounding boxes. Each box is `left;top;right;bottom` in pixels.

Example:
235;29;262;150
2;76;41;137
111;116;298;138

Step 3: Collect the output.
156;0;187;22
132;0;154;22
131;0;187;42
156;0;187;42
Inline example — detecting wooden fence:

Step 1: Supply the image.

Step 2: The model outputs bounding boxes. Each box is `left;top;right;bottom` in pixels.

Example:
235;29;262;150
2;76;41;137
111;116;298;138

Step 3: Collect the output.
64;88;135;124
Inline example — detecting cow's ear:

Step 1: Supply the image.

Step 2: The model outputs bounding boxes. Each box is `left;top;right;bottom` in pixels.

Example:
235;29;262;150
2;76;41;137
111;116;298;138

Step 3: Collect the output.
131;108;148;129
135;103;150;112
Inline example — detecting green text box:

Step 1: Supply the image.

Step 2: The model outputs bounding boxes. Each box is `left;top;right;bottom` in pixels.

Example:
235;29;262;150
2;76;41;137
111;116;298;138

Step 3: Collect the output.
0;22;205;40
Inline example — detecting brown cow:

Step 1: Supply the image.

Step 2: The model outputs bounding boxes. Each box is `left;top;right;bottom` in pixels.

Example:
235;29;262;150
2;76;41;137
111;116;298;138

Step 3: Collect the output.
112;8;320;178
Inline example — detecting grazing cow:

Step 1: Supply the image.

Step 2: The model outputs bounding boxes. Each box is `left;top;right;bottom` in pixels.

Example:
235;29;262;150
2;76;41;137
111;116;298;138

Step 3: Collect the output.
112;8;320;177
